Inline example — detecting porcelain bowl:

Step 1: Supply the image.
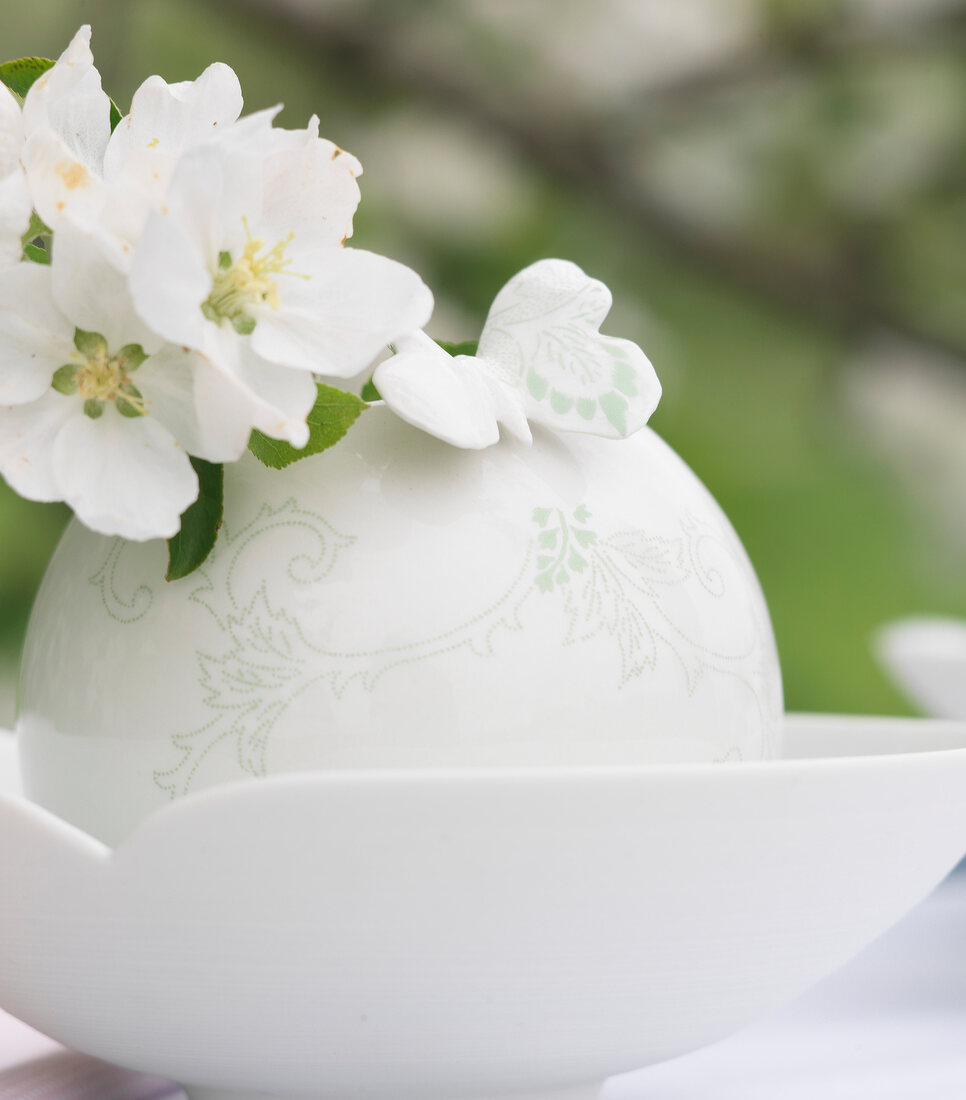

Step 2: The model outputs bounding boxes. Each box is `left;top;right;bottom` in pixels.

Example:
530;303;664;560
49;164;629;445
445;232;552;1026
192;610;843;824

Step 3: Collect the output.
2;714;966;1100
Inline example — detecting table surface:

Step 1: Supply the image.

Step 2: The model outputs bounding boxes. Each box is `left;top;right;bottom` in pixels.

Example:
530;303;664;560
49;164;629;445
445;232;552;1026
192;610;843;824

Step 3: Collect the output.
2;869;965;1099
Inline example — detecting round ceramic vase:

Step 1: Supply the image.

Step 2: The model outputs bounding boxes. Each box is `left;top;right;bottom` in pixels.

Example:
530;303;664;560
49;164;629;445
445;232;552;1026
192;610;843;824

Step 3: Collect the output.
18;406;782;844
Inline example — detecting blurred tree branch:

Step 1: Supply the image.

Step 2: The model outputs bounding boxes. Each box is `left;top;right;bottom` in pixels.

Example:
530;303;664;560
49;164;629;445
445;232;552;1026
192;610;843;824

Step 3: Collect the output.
199;0;966;360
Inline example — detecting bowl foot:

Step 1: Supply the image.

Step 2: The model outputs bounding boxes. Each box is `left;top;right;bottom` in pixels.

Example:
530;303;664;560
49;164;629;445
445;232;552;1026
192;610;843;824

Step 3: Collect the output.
183;1084;603;1100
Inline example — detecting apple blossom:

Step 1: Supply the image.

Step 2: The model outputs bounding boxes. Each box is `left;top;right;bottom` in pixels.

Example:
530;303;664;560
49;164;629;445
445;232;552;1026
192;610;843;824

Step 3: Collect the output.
0;226;295;540
129;133;433;391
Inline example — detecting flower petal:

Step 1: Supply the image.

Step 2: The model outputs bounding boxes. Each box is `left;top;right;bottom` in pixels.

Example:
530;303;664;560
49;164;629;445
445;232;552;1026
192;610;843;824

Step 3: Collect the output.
20;127;108;231
0;86;24;176
50;220;162;353
374;332;500;449
0;263;75;403
128;207;211;349
216;341;316;448
51;411;198;540
103;62;243;177
0;168;31;267
21;25;111;174
0;390;74;501
136;345;252;463
249;247;434;376
258;117;362;250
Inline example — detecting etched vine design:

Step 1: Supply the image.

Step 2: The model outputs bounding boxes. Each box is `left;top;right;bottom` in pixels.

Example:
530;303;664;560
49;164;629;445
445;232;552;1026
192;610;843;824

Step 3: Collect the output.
88;539;154;623
87;496;771;797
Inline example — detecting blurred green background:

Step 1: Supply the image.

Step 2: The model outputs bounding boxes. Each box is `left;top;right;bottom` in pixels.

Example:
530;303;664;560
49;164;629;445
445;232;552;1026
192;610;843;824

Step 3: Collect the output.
2;0;965;725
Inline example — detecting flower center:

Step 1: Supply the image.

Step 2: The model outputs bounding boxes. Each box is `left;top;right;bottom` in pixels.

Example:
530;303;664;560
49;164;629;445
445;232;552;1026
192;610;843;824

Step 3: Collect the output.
52;330;148;419
201;218;307;335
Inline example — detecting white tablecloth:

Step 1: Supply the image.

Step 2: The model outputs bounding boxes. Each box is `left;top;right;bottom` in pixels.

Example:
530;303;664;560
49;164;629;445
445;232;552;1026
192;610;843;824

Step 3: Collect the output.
2;871;965;1098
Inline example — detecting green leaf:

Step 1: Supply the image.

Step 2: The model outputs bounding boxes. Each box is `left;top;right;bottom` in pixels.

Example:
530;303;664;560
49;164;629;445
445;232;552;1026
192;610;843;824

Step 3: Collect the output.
109;100;122;132
0;57;53;99
23;243;50;265
360;377;381;402
166;457;223;581
436;339;479;357
21;212;51;264
248;382;367;470
574;528;597;548
532;507;551;527
538;529;557;549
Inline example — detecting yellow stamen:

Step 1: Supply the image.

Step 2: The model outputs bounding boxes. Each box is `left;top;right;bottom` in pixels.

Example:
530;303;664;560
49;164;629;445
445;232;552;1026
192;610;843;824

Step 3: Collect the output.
202;217;309;331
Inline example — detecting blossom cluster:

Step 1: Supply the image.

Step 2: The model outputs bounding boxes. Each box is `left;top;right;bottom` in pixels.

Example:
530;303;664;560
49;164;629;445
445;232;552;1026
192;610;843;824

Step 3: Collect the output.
0;26;661;575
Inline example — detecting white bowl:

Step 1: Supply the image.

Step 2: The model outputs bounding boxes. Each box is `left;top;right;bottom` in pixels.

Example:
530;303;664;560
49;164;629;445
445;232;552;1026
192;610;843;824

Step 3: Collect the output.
876;617;966;719
2;714;966;1100
18;408;782;845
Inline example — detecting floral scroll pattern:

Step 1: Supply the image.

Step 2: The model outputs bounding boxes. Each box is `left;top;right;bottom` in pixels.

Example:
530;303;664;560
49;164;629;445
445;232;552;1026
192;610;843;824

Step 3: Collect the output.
89;497;773;797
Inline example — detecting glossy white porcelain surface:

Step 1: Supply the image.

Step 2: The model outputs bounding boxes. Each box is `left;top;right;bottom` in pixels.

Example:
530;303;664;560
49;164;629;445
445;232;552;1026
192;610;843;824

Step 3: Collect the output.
18;408;781;844
876;617;966;720
2;716;966;1100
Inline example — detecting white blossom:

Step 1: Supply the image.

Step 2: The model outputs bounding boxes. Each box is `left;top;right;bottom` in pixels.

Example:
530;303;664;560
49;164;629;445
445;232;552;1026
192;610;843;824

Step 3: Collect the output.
128;132;434;400
20;26;245;267
0;226;262;539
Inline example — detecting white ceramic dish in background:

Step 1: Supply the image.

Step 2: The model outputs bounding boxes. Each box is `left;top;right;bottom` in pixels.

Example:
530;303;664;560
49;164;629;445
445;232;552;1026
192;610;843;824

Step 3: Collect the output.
3;714;966;1100
876;617;966;720
18;407;782;846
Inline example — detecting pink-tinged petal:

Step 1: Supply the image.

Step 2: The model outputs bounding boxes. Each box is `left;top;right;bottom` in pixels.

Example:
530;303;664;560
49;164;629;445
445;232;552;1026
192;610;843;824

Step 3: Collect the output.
51;411;198;541
129;208;211;350
104;62;243;177
249;247;434;377
20;128;108;231
0;169;31;267
0;390;74;500
374;332;500;450
0;263;75;403
136;345;252;463
21;26;110;174
50;220;161;353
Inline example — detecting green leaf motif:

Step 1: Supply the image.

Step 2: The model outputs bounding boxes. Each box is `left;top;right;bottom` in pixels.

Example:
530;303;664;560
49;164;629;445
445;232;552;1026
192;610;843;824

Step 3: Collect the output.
248;382;367;470
361;377;381;402
532;507;551;527
538;529;557;549
166;457;224;582
0;56;53;99
569;550;587;572
574;528;597;547
436;339;479;357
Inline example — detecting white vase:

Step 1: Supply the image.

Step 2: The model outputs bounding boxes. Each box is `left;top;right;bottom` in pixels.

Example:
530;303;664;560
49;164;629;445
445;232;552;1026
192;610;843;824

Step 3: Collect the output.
18;406;782;844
